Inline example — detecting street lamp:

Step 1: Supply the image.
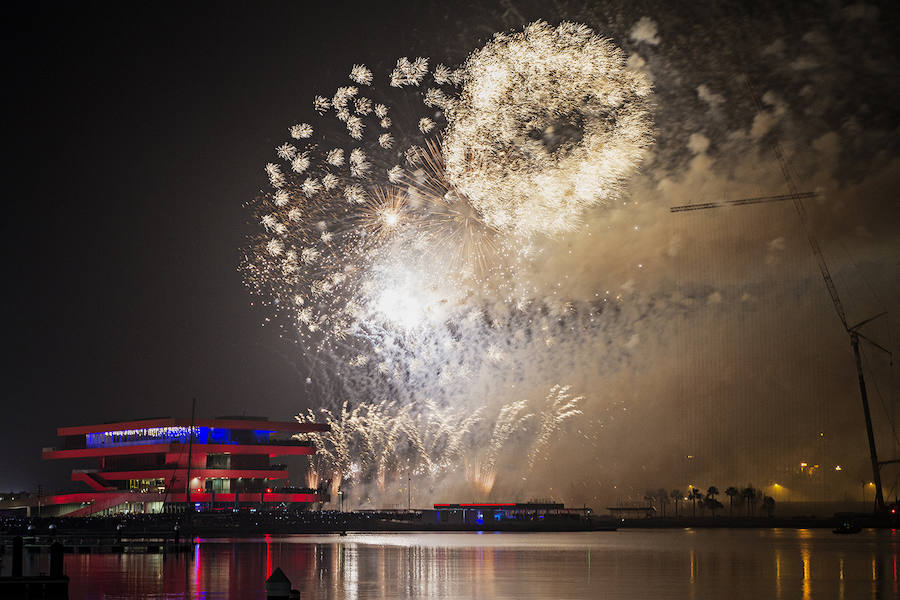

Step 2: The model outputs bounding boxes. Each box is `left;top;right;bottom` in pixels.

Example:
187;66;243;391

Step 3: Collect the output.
861;481;875;506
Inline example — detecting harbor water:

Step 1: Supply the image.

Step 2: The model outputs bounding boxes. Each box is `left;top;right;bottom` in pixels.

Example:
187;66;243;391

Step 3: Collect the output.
4;528;898;599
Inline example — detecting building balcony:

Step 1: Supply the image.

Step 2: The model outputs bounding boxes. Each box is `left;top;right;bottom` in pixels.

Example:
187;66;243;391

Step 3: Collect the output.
80;468;291;482
43;441;316;460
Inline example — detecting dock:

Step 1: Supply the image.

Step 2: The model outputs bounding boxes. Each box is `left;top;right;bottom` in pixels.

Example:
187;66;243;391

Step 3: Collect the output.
1;533;194;555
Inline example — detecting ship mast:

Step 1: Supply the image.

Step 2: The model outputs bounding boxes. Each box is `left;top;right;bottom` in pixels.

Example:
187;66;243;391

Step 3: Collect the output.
185;397;196;512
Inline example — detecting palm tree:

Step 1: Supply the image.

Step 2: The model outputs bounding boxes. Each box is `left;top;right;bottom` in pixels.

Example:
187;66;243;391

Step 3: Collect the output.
704;496;724;517
724;487;738;517
644;492;656;516
690;487;703;518
670;489;682;518
706;487;719;518
656;488;669;518
741;486;757;516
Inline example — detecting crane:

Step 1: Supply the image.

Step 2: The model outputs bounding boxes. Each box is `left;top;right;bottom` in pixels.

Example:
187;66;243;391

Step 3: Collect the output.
670;191;819;213
671;81;894;514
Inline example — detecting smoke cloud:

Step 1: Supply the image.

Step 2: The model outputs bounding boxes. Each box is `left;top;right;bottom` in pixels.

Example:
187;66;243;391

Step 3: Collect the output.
284;1;899;509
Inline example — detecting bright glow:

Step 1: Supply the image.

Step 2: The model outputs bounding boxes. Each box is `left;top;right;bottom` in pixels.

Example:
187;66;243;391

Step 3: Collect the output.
374;286;424;329
382;211;399;227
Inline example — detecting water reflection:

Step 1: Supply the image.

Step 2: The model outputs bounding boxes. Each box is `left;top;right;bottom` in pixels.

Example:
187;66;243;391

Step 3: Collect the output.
801;546;811;600
775;548;782;599
50;529;900;599
839;555;845;600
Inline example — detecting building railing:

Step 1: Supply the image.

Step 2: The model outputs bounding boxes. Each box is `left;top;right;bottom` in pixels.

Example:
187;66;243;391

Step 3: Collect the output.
159;464;289;472
44;439;314;452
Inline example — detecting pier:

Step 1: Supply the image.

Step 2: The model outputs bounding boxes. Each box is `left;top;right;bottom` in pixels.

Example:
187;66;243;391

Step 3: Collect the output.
1;532;194;555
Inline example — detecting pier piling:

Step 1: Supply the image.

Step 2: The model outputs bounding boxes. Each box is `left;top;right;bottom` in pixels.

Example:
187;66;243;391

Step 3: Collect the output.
12;536;23;577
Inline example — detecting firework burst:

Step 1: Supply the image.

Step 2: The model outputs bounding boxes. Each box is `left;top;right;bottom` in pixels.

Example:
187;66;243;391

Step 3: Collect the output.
243;21;653;503
443;21;653;235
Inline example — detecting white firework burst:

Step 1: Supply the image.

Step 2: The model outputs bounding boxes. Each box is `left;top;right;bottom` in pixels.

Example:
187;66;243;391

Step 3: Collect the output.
344;184;366;204
418;117;435;133
387;165;404;183
443;20;653;235
424;88;449;109
390;56;429;87
260;214;278;231
291;153;311;174
243;25;624;506
378;133;394;149
289;123;314;139
301;177;322;197
265;163;284;188
273;189;290;207
322;173;339;190
325;149;345;167
349;64;373;86
276;143;297;160
301;247;320;264
266;238;284;256
354;97;373;116
433;63;452;84
346;115;364;139
313;96;331;114
333;86;358;110
349;148;370;178
404;145;423;166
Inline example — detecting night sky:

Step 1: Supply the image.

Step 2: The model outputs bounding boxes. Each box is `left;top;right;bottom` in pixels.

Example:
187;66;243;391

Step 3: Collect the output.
4;2;442;489
4;1;899;499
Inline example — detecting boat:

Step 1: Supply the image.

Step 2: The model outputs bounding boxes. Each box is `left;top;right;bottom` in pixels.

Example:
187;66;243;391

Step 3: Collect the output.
833;521;861;534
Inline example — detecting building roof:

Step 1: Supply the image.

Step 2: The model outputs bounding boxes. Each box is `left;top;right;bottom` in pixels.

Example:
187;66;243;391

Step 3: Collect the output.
57;416;328;436
433;502;567;510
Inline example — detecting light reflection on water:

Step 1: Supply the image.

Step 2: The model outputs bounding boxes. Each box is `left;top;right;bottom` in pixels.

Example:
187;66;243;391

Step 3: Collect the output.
44;529;899;599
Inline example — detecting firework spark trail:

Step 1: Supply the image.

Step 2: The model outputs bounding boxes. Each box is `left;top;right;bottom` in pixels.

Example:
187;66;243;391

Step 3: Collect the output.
295;397;494;495
468;399;534;495
294;381;592;500
527;385;584;471
486;400;533;473
359;401;407;491
296;401;369;494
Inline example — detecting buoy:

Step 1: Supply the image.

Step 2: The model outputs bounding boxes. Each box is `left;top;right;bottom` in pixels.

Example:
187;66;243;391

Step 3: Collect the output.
265;567;292;599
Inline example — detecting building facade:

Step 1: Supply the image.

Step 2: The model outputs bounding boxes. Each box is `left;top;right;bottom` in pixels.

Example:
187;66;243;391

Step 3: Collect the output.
17;416;329;516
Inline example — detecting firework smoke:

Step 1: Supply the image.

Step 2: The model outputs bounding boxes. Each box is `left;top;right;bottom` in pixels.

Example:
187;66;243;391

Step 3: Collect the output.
242;21;658;505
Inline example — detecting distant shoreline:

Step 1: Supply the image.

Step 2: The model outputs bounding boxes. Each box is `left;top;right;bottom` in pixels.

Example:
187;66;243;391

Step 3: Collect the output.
3;511;898;540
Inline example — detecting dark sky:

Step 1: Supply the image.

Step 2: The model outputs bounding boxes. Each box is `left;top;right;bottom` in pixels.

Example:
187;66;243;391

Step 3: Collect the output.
3;1;898;495
3;2;455;489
